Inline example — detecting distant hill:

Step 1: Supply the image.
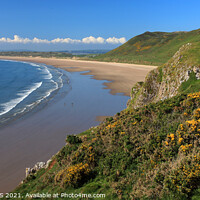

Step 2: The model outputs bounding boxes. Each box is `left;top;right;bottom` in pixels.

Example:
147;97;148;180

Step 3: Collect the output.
95;29;200;65
0;50;110;58
67;49;110;55
0;51;73;58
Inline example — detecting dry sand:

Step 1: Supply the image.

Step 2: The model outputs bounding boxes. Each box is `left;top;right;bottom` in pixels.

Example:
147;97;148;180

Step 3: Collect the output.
0;56;157;96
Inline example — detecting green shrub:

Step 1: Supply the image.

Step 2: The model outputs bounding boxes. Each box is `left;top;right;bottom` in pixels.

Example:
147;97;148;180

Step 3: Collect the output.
66;135;82;144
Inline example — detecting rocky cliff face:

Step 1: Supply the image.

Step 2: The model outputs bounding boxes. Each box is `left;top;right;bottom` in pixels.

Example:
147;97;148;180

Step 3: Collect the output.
130;43;200;108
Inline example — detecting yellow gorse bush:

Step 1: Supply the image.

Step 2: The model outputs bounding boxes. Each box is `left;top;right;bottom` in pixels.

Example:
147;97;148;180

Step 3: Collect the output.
194;108;200;119
106;121;119;130
175;106;200;155
167;154;200;195
180;144;193;153
55;163;91;187
187;91;200;99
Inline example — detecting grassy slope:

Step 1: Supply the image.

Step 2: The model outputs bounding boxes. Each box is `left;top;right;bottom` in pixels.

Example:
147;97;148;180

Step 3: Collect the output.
94;29;200;65
10;92;200;200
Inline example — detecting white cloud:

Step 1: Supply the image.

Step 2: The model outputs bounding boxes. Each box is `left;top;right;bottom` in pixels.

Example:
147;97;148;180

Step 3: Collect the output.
5;35;31;43
82;36;105;44
0;35;126;45
0;37;7;42
51;38;81;44
106;37;126;44
32;37;50;44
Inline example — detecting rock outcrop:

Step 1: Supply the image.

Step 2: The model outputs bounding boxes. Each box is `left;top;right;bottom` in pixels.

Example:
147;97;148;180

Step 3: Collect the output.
25;159;52;177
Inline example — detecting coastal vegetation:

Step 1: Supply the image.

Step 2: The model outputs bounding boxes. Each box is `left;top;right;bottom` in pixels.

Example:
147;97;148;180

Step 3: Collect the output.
0;50;109;59
0;51;73;58
7;28;200;199
10;91;200;200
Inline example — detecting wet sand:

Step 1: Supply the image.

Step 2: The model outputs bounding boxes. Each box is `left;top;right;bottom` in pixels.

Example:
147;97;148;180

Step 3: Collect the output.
0;56;157;96
95;116;111;122
0;57;156;193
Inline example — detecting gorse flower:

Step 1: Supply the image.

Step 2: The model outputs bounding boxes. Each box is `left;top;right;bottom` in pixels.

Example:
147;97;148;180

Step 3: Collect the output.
55;163;91;187
187;91;200;99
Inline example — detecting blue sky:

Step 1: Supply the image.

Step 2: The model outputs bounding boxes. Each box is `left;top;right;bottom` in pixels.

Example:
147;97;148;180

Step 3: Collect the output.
0;0;199;51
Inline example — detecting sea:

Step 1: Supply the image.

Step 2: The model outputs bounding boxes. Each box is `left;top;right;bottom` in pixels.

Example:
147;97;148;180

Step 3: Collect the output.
0;60;70;126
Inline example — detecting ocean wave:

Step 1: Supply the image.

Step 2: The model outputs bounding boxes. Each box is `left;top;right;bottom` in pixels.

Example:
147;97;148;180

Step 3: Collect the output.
29;63;40;67
41;66;53;79
1;59;19;63
0;61;68;122
57;71;64;87
50;79;58;89
11;75;62;118
0;82;42;116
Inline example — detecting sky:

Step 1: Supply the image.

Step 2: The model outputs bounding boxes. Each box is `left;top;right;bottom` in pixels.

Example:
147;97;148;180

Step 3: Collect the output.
0;0;200;51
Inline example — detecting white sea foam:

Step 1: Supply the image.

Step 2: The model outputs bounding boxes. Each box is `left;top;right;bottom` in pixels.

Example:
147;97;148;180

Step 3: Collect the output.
39;65;53;79
28;63;53;80
0;82;42;116
12;77;62;118
0;61;67;120
1;59;20;63
29;63;40;67
50;79;58;89
43;80;59;99
58;71;64;87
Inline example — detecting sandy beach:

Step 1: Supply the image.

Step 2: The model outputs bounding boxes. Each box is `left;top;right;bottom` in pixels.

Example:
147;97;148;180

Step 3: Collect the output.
0;56;157;96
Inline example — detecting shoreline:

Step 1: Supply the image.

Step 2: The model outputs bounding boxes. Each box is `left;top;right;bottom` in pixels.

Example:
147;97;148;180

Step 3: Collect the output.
0;56;157;96
0;57;155;193
0;62;130;193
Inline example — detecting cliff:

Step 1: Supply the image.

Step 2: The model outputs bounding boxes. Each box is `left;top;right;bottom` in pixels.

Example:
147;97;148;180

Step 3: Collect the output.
129;42;200;108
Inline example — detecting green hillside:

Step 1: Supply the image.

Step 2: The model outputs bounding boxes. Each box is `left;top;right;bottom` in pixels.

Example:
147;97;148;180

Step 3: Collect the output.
95;29;200;65
10;92;200;200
